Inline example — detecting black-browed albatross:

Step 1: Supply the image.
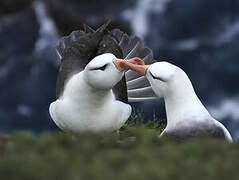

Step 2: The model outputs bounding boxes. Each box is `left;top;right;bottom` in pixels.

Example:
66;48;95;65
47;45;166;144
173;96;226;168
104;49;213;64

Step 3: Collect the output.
120;60;233;142
49;22;157;133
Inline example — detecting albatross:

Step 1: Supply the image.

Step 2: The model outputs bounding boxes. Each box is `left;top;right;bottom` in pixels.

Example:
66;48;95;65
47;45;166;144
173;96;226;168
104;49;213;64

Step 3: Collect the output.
49;22;157;133
120;60;233;142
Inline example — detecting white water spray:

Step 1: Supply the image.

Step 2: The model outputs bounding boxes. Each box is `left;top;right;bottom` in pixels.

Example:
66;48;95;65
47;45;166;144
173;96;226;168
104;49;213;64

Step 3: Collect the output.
33;0;59;63
122;0;171;39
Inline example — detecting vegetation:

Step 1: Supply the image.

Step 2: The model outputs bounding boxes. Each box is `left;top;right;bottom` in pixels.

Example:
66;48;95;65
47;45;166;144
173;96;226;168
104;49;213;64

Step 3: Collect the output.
0;115;238;180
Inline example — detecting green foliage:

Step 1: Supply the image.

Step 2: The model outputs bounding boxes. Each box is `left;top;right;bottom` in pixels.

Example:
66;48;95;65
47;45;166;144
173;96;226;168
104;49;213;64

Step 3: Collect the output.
0;124;238;180
124;111;165;129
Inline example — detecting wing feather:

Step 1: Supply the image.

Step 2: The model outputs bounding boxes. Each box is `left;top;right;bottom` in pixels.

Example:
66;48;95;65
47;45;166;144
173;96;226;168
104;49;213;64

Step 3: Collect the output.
110;29;157;102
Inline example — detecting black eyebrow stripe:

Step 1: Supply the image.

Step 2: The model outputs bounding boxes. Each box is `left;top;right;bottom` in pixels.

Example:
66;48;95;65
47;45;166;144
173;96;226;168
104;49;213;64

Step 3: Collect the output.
90;64;107;71
149;71;166;82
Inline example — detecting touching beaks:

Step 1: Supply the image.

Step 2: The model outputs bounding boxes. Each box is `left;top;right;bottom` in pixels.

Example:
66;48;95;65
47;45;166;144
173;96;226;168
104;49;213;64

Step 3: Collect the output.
113;57;150;76
113;57;145;72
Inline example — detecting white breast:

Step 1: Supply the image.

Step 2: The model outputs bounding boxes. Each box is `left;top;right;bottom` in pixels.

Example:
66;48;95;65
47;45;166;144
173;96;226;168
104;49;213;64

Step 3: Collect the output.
49;72;131;133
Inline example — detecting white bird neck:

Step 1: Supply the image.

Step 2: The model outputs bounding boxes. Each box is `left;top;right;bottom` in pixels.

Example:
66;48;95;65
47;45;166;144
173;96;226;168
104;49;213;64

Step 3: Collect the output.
164;75;210;128
62;72;113;106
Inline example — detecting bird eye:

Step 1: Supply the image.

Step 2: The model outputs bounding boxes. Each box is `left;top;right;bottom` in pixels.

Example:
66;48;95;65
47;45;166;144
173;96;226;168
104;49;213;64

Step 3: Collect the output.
91;64;107;71
149;71;166;82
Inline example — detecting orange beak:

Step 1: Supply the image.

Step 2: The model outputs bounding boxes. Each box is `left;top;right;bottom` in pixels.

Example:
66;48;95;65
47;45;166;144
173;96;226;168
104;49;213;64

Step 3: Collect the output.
113;57;145;71
113;57;150;76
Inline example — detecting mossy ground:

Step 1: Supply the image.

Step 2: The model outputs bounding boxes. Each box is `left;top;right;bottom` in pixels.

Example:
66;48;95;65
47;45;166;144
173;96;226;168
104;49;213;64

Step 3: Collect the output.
0;115;238;180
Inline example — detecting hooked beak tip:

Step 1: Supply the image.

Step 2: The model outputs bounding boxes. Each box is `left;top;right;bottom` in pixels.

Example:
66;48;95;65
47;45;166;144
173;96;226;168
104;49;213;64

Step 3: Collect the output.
113;57;149;75
113;58;126;71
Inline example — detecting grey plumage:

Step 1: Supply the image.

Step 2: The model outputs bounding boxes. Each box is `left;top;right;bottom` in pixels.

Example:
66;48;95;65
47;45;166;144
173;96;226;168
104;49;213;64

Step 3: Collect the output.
119;34;130;51
125;38;142;59
127;76;150;88
128;87;156;98
110;29;157;102
162;119;228;142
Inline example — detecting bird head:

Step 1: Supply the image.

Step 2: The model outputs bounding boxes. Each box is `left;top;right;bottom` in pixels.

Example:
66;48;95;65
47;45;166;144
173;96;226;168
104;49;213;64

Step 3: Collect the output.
84;53;144;90
119;60;180;98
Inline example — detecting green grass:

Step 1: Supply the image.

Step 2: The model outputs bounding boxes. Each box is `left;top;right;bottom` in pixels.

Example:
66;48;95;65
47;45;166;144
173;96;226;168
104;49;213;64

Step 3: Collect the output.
0;115;238;180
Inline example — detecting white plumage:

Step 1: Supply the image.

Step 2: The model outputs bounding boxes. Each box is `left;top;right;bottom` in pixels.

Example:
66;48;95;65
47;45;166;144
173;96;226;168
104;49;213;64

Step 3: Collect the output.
122;60;233;142
49;53;131;133
49;22;160;134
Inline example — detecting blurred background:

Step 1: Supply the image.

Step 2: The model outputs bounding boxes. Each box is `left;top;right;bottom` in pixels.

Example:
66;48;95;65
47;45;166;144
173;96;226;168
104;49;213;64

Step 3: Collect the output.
0;0;239;138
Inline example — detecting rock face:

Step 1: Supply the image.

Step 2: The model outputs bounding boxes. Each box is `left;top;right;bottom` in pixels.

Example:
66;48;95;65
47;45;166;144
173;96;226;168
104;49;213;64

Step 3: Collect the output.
0;0;239;138
0;0;33;17
44;0;132;35
0;3;58;133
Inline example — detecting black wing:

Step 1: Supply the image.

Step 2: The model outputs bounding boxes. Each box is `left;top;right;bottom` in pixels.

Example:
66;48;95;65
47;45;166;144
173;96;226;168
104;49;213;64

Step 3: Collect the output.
55;22;109;99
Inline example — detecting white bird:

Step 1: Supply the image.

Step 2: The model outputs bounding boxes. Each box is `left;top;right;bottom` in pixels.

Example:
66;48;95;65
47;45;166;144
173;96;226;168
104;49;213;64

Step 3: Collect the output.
49;22;157;133
50;53;132;133
121;60;233;142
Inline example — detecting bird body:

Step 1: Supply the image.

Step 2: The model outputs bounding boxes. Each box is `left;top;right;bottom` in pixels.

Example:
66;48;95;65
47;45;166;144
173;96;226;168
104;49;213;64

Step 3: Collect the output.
122;61;233;142
50;22;157;133
50;72;131;133
50;53;131;133
149;62;233;142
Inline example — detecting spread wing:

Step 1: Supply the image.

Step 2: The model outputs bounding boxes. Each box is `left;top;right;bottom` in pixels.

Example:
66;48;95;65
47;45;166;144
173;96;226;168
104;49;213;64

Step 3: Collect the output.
110;29;158;102
55;22;157;103
55;22;109;99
